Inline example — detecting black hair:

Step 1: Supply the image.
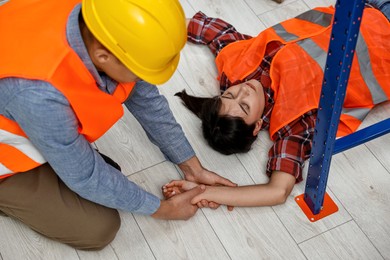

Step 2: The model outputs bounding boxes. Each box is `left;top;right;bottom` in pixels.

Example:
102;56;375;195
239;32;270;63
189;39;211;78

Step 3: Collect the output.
175;90;258;155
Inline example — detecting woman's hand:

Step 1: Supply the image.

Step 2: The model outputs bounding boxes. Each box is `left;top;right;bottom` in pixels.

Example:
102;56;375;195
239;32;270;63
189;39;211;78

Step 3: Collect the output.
162;180;199;199
162;179;235;211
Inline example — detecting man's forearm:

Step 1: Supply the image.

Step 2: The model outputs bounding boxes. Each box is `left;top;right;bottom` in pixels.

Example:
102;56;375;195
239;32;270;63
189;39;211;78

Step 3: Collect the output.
124;81;195;164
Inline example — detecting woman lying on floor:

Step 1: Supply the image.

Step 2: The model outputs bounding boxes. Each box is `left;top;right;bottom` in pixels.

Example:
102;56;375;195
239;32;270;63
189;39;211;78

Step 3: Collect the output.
163;2;390;207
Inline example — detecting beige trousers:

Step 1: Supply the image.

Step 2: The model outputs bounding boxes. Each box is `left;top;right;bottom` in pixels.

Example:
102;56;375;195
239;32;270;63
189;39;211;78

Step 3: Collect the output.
0;163;121;250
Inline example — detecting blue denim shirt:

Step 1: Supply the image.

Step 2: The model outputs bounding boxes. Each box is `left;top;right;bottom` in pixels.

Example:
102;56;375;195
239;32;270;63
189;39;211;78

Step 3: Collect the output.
0;4;195;215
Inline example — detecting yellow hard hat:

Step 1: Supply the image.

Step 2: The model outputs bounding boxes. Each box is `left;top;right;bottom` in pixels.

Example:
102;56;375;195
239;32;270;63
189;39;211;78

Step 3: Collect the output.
82;0;187;85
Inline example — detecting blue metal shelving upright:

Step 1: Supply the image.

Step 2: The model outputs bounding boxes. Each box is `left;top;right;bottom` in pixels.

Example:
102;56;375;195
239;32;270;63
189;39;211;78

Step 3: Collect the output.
298;0;390;219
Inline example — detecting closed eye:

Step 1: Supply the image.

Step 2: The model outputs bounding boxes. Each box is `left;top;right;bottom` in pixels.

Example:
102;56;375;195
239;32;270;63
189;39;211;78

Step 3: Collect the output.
221;92;234;99
221;92;248;115
240;103;249;115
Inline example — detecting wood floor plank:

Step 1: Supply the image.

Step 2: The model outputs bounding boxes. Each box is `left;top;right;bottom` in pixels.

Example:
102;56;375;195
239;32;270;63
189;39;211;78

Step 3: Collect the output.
329;143;390;259
299;221;383;260
175;43;220;99
200;206;306;259
258;0;309;27
245;0;297;16
179;0;197;18
94;108;165;177
186;0;267;36
358;102;390;173
0;217;79;260
107;214;155;260
236;131;278;185
303;0;336;9
77;246;119;260
129;162;230;260
274;185;352;243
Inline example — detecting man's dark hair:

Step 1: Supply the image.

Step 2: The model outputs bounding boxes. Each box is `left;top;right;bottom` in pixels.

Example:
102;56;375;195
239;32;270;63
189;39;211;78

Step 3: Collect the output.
175;90;258;155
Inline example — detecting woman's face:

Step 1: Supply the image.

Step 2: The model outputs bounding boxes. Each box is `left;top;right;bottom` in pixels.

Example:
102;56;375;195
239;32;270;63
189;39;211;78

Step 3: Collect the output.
220;79;265;126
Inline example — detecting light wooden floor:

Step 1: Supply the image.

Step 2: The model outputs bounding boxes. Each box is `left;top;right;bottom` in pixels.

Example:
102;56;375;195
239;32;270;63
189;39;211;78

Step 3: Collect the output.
1;0;390;259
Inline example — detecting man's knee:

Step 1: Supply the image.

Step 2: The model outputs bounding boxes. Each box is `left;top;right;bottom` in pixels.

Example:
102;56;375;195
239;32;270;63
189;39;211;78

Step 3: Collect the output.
72;209;121;251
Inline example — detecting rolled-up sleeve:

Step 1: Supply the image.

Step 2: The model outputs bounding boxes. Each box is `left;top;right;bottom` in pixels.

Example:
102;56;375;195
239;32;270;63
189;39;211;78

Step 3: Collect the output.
187;11;252;56
124;81;195;164
266;112;316;183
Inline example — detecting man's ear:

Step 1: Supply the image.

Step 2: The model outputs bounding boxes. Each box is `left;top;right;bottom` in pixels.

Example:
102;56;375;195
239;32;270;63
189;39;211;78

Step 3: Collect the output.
253;119;263;136
93;47;111;65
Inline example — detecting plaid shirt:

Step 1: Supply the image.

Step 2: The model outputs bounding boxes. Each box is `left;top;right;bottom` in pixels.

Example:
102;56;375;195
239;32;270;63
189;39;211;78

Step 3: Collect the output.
188;12;318;182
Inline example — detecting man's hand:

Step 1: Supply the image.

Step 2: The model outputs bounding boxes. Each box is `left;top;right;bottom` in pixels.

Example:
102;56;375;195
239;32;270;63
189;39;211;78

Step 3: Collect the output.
179;156;236;187
178;156;237;209
151;185;205;220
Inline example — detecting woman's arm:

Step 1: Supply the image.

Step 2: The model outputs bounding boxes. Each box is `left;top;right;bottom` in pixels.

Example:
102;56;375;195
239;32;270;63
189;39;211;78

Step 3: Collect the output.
164;171;295;207
194;171;295;206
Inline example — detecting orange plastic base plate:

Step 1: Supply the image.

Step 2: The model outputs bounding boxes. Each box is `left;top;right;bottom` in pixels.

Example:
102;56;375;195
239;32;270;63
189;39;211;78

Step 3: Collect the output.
295;192;338;222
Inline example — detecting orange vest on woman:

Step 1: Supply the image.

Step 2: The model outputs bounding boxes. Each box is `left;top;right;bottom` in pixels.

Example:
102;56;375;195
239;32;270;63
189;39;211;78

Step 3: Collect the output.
0;0;135;177
216;7;390;140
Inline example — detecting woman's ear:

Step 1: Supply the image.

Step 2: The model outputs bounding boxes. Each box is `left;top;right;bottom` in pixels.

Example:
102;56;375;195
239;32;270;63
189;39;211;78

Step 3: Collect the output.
253;119;263;136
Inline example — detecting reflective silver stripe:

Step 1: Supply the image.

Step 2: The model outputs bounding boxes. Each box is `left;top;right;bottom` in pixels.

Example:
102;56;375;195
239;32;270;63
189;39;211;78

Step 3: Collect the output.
297;37;380;122
355;34;388;105
0;163;12;175
296;39;370;122
274;8;386;123
295;9;333;27
297;39;327;71
272;10;332;42
0;129;46;167
341;107;370;121
0;0;10;7
272;24;299;42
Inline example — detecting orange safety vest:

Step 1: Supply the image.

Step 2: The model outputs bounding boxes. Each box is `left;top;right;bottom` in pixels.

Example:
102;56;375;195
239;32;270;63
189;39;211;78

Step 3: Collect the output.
0;0;135;177
216;7;390;140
